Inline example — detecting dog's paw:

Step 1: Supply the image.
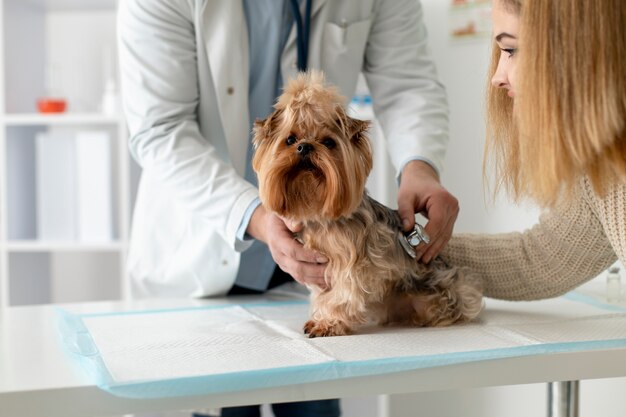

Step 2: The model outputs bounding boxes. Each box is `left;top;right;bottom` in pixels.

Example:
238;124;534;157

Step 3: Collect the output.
303;319;351;337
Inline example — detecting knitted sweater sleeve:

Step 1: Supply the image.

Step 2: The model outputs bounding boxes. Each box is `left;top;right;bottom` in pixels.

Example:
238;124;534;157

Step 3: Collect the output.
585;180;626;268
443;183;619;300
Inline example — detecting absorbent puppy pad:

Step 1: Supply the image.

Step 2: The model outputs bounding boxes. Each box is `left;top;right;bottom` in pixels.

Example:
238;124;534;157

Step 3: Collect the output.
57;294;626;398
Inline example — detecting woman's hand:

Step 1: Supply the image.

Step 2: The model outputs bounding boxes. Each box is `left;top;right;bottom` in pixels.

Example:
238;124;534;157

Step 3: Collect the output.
248;206;328;288
397;160;459;264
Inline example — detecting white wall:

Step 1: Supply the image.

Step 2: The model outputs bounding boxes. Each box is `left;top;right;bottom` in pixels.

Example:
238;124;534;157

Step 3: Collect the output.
46;10;118;113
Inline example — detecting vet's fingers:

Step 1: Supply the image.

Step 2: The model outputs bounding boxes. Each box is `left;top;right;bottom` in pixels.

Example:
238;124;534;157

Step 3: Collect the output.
282;257;328;289
397;195;419;232
413;240;429;262
420;216;455;264
289;239;328;264
414;208;452;263
266;219;326;286
420;193;459;260
299;267;329;290
271;219;327;263
276;235;328;285
282;217;303;233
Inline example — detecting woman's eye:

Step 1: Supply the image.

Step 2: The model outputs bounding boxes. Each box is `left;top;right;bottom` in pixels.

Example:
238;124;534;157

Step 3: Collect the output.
322;138;336;149
502;48;517;58
286;135;297;146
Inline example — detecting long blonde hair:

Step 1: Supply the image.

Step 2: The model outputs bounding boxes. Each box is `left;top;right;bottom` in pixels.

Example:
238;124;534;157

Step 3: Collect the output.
485;0;626;206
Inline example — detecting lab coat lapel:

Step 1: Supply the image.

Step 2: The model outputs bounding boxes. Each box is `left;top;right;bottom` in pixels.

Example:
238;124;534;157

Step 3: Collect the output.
201;1;250;175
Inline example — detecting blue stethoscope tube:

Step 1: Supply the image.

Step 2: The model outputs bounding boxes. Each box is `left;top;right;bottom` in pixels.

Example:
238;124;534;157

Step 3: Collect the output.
289;0;312;72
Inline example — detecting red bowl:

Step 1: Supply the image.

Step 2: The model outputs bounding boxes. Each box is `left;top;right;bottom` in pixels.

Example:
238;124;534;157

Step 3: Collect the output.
37;98;67;113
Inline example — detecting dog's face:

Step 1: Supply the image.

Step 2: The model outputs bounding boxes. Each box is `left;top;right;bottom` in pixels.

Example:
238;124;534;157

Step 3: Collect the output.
252;72;373;222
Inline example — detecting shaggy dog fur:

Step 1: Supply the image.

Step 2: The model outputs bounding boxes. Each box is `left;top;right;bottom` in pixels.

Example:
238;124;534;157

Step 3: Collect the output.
252;71;483;337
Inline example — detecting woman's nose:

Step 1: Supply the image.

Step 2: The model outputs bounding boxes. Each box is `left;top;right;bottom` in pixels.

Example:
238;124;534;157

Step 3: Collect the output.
491;67;509;89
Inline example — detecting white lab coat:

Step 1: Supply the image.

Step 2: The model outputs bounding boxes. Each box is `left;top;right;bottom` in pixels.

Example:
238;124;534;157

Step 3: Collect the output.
119;0;449;298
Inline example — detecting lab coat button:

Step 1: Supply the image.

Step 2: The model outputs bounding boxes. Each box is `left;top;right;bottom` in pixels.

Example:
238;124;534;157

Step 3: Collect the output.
222;260;228;266
226;86;234;95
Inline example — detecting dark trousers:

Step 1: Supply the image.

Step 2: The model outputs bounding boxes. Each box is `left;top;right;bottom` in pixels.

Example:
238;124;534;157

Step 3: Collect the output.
193;399;341;417
227;266;294;295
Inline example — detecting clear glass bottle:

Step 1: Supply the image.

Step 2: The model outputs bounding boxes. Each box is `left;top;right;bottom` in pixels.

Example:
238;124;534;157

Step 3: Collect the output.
606;266;621;303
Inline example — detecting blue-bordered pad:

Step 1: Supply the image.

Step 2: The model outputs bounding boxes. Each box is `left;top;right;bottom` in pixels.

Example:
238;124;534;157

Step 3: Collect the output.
57;293;626;399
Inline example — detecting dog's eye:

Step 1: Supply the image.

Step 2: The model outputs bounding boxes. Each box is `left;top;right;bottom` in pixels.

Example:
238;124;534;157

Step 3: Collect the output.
322;137;336;149
286;135;297;146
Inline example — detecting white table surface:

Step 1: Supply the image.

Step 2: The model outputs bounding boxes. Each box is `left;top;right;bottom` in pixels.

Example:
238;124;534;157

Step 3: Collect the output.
2;284;626;417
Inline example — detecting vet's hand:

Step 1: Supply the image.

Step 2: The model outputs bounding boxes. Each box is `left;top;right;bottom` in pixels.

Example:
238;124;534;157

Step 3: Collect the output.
248;206;328;288
397;160;459;264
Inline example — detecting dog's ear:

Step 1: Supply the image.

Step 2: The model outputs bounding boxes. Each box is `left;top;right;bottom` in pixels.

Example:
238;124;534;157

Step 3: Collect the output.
349;117;373;177
349;118;370;144
253;108;284;148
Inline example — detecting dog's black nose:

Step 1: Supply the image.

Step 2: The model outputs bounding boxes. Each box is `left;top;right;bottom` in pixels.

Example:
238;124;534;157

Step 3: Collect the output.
297;143;313;157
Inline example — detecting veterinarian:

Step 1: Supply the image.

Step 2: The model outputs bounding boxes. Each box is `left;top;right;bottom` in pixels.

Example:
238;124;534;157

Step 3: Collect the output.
119;1;455;416
444;0;626;301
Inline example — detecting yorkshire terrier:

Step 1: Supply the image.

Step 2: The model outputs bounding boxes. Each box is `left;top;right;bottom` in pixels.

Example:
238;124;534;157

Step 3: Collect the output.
252;71;483;337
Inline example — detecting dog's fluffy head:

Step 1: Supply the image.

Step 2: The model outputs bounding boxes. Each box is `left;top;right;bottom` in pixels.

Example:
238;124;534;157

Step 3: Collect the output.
252;71;372;221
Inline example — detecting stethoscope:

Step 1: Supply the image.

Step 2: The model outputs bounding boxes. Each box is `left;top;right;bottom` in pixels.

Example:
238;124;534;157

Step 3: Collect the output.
399;224;431;259
289;0;312;72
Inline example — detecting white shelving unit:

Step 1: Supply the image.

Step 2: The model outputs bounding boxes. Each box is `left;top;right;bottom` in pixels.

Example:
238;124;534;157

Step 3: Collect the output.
0;0;138;310
5;113;123;126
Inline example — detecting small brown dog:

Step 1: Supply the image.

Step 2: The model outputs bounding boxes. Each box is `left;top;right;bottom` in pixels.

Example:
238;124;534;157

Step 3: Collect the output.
253;71;483;337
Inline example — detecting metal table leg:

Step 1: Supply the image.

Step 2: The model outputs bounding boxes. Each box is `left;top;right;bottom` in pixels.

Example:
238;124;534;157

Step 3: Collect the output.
548;381;579;417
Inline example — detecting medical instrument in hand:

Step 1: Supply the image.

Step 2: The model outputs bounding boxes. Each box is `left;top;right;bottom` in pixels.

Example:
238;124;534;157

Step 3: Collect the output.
399;223;431;259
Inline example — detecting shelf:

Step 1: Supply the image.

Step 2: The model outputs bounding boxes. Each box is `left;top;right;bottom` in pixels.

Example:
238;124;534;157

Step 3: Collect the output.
5;240;125;252
3;113;123;126
17;0;117;12
0;0;130;309
450;1;491;11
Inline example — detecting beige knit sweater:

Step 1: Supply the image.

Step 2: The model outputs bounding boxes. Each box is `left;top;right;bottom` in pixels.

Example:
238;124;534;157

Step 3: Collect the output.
444;178;626;300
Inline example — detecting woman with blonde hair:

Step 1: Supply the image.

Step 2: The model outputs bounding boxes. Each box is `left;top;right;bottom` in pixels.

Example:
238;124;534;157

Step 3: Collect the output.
443;0;626;300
